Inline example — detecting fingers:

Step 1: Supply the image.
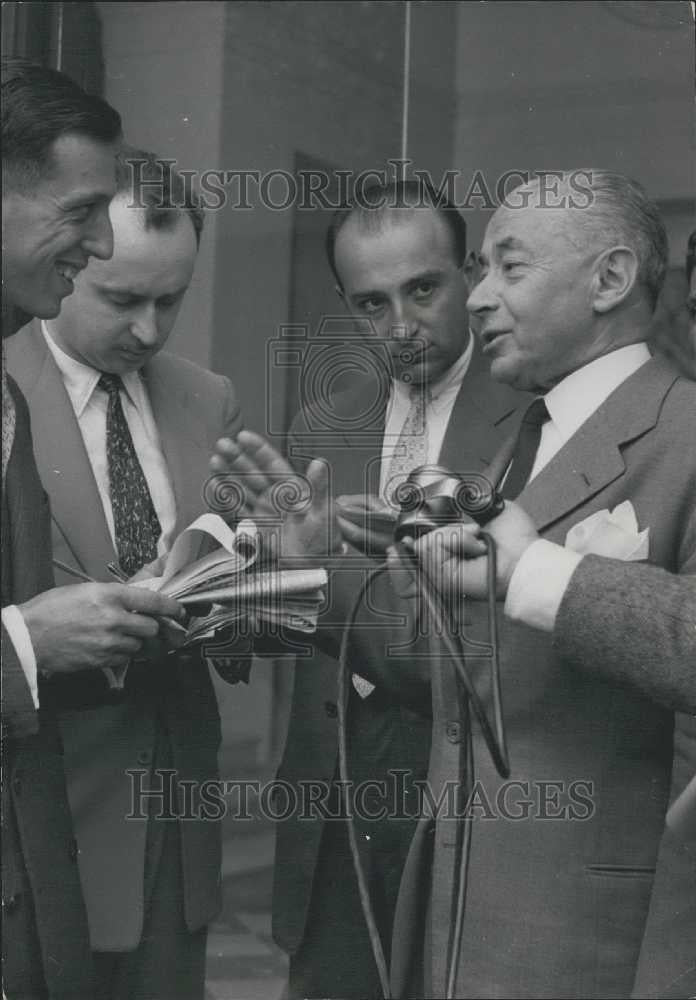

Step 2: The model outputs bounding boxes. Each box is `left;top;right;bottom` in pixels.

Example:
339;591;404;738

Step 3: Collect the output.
120;585;184;620
337;516;368;553
115;612;160;640
304;457;330;507
416;522;485;562
237;431;294;479
386;543;419;599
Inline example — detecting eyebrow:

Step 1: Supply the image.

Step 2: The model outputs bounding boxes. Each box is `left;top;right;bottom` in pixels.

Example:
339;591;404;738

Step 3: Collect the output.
61;190;112;210
494;236;529;254
349;268;445;299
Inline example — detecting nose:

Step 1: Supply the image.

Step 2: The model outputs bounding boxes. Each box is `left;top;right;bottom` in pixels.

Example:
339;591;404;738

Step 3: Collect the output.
130;303;159;347
81;203;114;261
390;299;419;339
466;271;497;317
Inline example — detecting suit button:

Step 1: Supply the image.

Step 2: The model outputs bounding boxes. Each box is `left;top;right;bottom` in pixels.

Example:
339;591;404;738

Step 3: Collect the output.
324;701;338;719
12;775;22;796
68;839;79;862
3;893;20;913
445;722;461;743
137;750;152;765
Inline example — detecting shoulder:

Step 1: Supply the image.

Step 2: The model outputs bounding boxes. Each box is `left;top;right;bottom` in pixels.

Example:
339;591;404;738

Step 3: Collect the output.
147;350;236;401
289;372;388;438
5;318;46;391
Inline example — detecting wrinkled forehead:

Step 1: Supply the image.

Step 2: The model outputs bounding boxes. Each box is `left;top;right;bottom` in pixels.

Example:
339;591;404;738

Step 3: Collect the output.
483;200;579;257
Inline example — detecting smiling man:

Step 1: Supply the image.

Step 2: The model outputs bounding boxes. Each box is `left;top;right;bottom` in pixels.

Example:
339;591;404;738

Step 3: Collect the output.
8;150;244;1000
2;61;188;1000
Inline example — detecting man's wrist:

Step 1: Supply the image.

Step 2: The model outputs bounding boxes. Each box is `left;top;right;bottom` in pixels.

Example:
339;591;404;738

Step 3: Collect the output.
504;539;584;632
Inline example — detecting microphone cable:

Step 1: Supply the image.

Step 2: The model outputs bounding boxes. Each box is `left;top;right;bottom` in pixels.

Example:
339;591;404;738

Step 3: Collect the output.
336;533;509;999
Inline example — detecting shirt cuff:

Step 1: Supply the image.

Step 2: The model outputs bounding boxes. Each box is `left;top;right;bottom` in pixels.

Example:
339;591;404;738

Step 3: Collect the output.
504;539;584;633
2;605;39;708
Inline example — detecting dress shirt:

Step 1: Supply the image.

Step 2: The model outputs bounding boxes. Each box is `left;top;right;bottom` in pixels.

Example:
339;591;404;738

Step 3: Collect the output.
529;342;651;480
42;322;177;556
505;343;652;628
379;334;474;497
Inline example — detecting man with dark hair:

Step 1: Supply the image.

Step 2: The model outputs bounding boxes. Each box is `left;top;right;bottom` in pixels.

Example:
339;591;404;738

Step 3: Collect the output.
8;147;244;1000
2;61;184;1000
215;179;526;998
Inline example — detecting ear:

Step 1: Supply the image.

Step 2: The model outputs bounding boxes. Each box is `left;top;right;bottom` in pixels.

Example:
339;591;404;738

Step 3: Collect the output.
335;282;345;302
591;246;639;313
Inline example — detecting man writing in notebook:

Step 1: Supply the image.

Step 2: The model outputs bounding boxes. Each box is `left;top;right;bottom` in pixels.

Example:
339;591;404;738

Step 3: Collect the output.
2;62;184;1000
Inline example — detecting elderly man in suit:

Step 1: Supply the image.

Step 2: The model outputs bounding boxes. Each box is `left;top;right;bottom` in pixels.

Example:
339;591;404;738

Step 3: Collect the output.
213;180;526;998
413;496;696;999
8;150;244;1000
2;62;183;1000
216;171;694;998
382;170;695;998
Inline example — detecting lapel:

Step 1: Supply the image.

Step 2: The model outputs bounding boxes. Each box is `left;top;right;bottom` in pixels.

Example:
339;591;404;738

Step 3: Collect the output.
439;372;524;473
341;377;389;495
141;356;211;534
19;321;116;579
518;353;680;532
338;349;525;493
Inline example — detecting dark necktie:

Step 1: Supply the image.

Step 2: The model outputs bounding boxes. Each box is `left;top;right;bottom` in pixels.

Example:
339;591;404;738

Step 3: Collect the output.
99;373;161;576
502;397;550;499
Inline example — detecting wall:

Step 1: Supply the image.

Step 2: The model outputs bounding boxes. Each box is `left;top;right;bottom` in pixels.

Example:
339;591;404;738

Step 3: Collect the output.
452;0;695;256
97;1;226;368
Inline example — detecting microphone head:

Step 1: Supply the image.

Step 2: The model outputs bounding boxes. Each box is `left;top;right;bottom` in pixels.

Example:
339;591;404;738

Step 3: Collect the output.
393;464;503;540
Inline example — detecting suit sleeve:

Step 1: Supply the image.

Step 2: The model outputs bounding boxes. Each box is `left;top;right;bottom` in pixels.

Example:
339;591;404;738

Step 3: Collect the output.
1;620;39;740
553;555;696;713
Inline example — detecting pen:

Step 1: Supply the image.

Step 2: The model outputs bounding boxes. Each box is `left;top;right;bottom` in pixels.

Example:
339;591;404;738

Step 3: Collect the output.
52;559;94;583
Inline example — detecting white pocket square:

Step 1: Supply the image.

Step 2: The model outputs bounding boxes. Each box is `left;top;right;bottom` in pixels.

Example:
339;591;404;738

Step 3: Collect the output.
565;500;649;560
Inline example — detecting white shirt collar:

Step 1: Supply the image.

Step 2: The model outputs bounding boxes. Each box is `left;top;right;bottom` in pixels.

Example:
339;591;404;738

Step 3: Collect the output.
42;321;142;418
392;331;474;408
543;343;651;444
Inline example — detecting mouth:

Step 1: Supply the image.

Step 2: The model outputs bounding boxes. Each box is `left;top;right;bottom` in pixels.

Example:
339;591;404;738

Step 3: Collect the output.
480;329;510;353
55;260;85;290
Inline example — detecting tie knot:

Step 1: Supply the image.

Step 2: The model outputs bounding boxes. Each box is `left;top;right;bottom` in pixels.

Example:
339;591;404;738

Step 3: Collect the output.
523;396;549;428
98;373;123;397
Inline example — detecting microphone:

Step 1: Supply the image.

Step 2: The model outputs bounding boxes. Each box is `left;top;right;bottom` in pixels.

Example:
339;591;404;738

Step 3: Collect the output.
393;463;506;541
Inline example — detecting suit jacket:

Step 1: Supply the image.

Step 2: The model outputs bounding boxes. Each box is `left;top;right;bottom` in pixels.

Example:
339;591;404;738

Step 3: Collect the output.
389;353;696;998
1;374;95;998
271;353;526;956
555;556;696;999
7;319;244;951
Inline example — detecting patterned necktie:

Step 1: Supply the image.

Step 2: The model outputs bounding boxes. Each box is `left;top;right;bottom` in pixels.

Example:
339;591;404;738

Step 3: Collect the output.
2;349;16;489
382;383;431;508
502;396;550;499
99;373;161;576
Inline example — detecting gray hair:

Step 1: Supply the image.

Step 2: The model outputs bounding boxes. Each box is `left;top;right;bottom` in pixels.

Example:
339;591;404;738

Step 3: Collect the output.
522;170;668;311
